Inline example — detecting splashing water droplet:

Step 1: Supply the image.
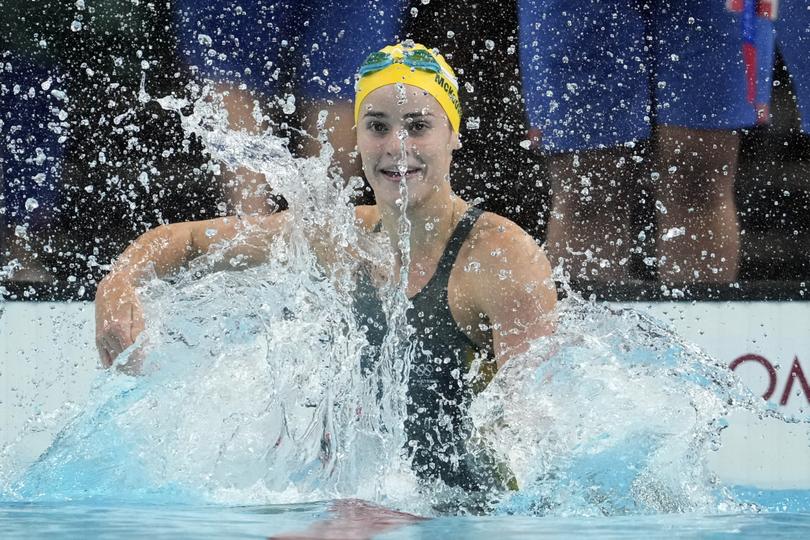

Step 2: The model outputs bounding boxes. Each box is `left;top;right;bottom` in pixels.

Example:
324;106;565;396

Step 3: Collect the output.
282;95;296;115
70;20;82;32
50;89;68;102
24;198;39;212
485;39;495;50
395;83;407;105
655;200;668;214
464;260;481;272
661;227;686;241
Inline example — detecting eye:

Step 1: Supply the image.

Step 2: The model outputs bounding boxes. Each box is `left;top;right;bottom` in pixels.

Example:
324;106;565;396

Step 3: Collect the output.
408;120;429;134
366;120;388;133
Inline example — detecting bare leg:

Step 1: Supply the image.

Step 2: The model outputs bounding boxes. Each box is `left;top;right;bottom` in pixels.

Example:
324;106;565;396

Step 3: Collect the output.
654;126;740;284
545;148;641;282
219;85;274;214
300;100;363;181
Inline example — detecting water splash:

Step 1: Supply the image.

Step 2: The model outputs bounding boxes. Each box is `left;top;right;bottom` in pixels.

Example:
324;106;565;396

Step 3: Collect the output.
1;86;807;516
473;295;745;516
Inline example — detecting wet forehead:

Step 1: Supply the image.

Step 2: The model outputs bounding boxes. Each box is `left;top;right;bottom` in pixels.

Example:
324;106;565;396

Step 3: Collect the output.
360;84;445;120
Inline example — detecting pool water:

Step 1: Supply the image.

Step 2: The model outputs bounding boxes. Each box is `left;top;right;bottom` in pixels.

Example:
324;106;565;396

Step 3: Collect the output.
1;501;809;539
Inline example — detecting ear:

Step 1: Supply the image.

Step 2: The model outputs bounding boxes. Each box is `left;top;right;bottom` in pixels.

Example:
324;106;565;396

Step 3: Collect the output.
449;130;461;151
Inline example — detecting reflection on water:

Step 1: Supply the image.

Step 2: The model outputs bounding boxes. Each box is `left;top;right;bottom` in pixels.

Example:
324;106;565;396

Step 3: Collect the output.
2;501;810;539
1;88;808;517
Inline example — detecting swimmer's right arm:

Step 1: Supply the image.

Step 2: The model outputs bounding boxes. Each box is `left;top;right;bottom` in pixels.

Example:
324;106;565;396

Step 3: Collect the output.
95;213;289;367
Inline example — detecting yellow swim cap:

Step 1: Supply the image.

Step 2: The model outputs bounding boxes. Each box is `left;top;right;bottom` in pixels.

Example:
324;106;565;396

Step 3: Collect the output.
354;43;462;132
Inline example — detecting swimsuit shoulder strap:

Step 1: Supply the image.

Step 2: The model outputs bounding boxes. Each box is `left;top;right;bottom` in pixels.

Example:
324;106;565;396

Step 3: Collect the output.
434;206;485;279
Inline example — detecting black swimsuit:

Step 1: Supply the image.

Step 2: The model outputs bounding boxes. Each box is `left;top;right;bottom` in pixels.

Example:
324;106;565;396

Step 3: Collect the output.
355;207;511;493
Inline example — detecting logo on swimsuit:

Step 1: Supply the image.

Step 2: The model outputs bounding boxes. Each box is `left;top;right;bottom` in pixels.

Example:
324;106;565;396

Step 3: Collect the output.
411;362;434;380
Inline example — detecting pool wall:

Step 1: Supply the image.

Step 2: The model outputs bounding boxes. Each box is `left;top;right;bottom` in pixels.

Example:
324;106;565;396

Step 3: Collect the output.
1;300;808;489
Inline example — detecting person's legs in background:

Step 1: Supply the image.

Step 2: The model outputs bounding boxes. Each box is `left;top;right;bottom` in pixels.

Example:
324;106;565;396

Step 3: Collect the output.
518;0;651;282
654;127;741;282
176;1;407;209
650;1;773;284
1;54;64;282
520;0;768;284
218;86;279;214
174;0;298;215
544;148;644;281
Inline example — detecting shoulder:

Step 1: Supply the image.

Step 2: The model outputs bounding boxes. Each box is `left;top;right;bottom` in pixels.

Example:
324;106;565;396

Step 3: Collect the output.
466;211;547;266
456;210;557;364
459;210;555;305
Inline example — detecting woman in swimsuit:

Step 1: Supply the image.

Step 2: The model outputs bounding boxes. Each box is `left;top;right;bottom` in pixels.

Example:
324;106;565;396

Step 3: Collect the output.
95;42;557;496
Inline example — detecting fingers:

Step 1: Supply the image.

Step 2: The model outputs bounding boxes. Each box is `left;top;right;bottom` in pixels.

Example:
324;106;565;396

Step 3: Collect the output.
95;277;149;371
97;342;113;368
97;333;124;368
96;316;137;368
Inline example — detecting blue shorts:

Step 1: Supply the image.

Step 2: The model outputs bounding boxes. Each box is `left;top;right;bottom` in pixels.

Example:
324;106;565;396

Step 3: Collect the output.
757;1;810;133
1;54;63;231
174;0;406;101
518;0;774;153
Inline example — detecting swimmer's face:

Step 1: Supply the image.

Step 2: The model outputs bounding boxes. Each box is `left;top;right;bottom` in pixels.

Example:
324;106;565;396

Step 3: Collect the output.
356;84;460;207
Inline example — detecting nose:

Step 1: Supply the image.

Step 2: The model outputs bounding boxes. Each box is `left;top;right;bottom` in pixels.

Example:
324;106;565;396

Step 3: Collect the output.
384;128;412;158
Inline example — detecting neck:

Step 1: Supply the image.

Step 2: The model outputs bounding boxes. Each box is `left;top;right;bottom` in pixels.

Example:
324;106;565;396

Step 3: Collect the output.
377;182;466;265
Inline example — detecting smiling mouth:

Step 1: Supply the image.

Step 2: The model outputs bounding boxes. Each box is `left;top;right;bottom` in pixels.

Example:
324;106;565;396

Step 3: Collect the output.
379;167;424;181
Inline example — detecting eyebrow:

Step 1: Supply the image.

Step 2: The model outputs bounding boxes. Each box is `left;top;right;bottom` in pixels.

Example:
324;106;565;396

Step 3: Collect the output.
362;111;435;120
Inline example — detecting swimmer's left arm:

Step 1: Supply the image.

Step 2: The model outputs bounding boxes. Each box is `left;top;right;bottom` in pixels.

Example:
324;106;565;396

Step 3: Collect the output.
472;220;557;368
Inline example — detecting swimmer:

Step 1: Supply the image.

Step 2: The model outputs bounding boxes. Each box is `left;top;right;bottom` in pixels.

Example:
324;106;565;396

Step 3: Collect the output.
95;43;557;498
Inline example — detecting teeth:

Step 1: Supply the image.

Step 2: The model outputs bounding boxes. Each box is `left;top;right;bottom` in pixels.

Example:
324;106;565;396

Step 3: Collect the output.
383;169;419;174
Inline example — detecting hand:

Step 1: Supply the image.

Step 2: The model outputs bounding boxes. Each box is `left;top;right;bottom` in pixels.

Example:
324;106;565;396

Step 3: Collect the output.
270;499;426;540
94;273;145;368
